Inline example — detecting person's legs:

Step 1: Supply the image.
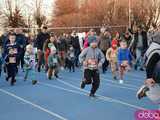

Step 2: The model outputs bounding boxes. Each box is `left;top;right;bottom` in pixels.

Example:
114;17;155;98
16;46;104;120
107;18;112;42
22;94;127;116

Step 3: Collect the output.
68;60;72;72
62;51;66;68
37;50;43;72
44;53;49;72
102;50;108;73
71;59;75;72
81;69;92;89
24;69;29;81
74;49;80;67
3;64;6;73
10;65;17;86
135;49;142;70
90;70;100;96
6;64;11;81
139;54;145;71
48;67;53;80
119;66;124;80
20;51;25;70
111;62;117;80
54;65;59;78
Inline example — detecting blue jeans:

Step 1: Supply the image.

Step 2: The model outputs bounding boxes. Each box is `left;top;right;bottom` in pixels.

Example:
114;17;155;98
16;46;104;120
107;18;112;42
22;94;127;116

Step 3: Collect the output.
24;68;36;80
74;49;80;67
135;48;144;69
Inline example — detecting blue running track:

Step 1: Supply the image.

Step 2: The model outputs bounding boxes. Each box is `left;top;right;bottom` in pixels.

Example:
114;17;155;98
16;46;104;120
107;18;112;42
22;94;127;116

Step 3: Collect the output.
0;69;159;120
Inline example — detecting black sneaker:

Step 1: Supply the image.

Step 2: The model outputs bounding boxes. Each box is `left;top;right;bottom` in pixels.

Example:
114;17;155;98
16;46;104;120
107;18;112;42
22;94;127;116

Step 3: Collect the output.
10;80;16;86
89;93;96;97
32;80;37;85
48;76;52;80
134;65;137;71
113;76;117;80
14;79;16;83
24;76;27;81
80;81;86;89
6;76;9;81
38;67;41;72
55;74;59;78
140;68;144;71
136;85;150;99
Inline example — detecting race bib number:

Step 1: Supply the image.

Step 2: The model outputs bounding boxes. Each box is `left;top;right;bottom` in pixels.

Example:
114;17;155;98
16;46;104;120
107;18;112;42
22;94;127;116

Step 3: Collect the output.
9;57;16;63
9;48;17;54
87;59;98;69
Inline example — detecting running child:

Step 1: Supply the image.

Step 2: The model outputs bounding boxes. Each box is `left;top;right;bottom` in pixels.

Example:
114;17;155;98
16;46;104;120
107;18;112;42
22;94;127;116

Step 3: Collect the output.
79;41;105;97
106;40;118;80
4;33;20;86
24;44;37;85
66;46;75;72
117;40;132;84
47;46;59;80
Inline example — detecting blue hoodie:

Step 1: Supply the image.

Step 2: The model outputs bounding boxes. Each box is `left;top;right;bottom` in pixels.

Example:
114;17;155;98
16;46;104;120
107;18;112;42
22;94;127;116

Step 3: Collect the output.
117;48;132;65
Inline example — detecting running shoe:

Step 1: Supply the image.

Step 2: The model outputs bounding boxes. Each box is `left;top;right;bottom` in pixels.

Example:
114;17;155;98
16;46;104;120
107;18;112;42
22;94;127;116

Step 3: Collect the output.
119;79;124;84
89;93;96;97
80;81;86;89
136;85;150;99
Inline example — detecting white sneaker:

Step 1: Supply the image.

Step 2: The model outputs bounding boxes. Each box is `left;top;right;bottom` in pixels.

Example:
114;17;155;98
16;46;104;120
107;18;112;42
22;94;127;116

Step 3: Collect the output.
119;80;124;84
61;67;64;71
136;85;149;99
46;72;48;78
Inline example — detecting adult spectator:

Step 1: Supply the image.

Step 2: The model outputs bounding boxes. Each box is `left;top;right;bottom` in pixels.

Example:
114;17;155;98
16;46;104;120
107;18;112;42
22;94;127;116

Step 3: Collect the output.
99;29;111;73
57;34;68;70
130;26;148;71
71;31;81;67
36;26;50;72
15;28;27;71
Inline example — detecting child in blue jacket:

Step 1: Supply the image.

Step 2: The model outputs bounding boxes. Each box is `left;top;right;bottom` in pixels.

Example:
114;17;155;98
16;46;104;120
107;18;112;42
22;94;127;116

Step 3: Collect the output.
118;40;132;84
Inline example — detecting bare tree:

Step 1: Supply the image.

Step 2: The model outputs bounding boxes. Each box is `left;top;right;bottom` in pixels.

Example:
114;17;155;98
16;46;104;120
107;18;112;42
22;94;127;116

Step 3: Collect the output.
33;0;48;28
131;0;160;30
2;0;26;28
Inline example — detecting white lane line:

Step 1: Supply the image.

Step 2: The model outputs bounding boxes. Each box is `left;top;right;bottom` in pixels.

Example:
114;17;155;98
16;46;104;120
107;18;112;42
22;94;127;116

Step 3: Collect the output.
101;74;144;83
17;70;138;91
0;88;68;120
104;83;137;91
63;70;140;89
61;73;138;91
47;79;146;110
101;77;139;89
39;81;145;110
39;82;86;96
76;69;145;82
13;71;146;110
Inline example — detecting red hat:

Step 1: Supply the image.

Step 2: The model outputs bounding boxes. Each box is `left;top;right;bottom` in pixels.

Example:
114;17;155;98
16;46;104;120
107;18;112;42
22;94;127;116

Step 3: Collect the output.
112;39;118;46
111;39;118;50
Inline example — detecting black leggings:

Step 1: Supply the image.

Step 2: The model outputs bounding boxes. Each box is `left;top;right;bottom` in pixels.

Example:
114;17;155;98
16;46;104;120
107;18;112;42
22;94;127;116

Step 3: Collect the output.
84;69;100;94
153;60;160;83
6;64;17;81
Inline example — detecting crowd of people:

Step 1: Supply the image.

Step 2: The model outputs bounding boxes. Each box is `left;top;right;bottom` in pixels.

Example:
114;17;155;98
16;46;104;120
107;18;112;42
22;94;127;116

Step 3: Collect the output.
0;25;159;99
